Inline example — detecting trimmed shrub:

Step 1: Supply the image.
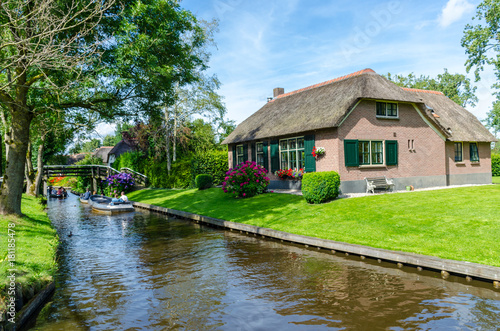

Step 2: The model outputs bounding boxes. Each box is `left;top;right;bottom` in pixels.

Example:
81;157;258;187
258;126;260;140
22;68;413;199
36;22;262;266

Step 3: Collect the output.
222;161;270;198
191;150;228;185
301;171;341;204
492;153;500;177
195;174;213;190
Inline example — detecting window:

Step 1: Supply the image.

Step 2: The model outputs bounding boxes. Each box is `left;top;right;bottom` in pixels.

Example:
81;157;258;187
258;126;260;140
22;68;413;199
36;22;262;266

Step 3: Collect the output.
345;139;398;167
256;142;264;167
236;145;245;164
359;140;383;165
279;137;305;169
376;102;398;118
470;142;479;162
454;142;463;162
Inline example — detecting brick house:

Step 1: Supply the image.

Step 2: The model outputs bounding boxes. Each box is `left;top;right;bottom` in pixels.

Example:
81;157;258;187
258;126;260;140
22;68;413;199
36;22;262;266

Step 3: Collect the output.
222;69;497;193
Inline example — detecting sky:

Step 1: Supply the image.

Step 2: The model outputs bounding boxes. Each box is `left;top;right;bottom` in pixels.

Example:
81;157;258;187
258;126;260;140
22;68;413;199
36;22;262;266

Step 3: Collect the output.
96;0;496;138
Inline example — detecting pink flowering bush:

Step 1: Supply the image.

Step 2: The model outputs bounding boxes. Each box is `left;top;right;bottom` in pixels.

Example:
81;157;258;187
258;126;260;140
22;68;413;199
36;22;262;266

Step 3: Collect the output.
222;161;270;198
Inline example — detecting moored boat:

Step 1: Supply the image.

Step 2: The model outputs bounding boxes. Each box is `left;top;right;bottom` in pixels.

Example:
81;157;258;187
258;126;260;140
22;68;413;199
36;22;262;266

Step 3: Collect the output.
88;195;134;214
80;197;89;204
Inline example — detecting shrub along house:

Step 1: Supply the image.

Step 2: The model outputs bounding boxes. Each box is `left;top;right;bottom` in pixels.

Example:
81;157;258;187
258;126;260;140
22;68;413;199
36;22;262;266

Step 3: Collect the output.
222;69;497;193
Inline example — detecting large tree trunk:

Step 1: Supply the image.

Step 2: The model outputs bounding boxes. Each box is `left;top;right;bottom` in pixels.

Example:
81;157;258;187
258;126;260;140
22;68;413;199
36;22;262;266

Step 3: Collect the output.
165;108;171;174
0;107;33;215
173;114;177;162
0;131;2;177
25;141;35;195
34;134;46;197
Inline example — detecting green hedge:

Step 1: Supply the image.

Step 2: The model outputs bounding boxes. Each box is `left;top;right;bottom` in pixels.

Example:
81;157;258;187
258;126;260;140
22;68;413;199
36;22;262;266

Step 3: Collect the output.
191;150;228;185
113;150;228;189
195;174;213;190
492;153;500;177
144;158;192;189
301;171;341;204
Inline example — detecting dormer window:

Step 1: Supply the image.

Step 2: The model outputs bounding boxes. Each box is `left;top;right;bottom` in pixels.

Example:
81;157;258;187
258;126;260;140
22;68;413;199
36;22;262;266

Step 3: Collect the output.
376;102;398;119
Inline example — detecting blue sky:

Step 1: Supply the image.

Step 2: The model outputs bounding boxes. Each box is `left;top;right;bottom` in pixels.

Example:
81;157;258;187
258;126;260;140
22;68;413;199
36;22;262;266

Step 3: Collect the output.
96;0;496;137
182;0;495;122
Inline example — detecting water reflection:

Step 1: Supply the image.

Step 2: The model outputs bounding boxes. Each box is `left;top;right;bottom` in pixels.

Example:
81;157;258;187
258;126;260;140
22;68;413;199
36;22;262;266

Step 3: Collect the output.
31;194;500;330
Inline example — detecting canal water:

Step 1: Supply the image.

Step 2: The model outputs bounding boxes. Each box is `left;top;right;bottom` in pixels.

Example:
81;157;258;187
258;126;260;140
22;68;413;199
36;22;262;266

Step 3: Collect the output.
30;194;500;330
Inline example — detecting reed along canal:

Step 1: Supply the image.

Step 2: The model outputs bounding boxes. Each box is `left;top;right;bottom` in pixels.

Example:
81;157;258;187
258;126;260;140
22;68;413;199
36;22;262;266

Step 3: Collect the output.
30;193;500;330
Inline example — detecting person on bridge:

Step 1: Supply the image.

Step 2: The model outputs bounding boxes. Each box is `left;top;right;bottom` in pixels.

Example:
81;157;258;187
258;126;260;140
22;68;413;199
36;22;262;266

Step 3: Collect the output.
120;192;128;202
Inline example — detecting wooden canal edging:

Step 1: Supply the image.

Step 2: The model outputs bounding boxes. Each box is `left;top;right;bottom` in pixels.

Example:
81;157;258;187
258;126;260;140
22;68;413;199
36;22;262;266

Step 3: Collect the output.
132;201;500;288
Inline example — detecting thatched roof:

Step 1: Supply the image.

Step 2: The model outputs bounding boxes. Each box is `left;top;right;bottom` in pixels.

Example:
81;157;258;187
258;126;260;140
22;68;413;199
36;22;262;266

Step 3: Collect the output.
223;69;496;144
403;89;496;142
109;138;137;157
93;146;114;163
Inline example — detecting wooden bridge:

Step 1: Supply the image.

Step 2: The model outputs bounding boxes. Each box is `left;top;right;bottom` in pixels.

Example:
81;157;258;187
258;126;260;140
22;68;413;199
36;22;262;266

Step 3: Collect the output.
43;165;148;191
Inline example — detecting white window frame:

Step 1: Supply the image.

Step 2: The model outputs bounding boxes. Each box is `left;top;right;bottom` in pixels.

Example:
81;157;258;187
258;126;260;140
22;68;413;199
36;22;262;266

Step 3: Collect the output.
279;136;305;170
376;101;399;119
256;142;264;167
236;144;245;165
454;142;463;162
470;142;479;163
359;140;384;166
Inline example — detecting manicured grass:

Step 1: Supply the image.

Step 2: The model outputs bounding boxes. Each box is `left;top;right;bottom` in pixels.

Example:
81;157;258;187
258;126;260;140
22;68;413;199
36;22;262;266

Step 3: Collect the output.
0;195;58;312
493;176;500;184
129;185;500;267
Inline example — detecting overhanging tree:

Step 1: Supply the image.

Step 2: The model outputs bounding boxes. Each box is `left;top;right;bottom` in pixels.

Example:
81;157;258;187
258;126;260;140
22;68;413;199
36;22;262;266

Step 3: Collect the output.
0;0;213;215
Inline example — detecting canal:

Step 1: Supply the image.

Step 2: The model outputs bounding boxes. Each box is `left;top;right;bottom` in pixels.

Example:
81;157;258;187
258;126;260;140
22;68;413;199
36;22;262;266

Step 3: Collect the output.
30;194;500;330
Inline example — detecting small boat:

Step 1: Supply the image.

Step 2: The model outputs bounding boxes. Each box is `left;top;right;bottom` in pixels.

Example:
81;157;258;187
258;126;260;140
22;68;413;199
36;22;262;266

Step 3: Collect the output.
88;195;134;214
80;197;89;204
49;193;67;199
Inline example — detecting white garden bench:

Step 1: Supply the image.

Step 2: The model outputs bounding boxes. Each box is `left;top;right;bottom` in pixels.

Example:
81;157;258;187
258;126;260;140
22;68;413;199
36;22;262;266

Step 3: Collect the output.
365;176;394;194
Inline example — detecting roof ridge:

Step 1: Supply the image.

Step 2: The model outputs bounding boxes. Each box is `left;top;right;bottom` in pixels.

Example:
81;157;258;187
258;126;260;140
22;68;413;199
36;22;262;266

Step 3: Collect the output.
401;87;444;95
271;68;376;101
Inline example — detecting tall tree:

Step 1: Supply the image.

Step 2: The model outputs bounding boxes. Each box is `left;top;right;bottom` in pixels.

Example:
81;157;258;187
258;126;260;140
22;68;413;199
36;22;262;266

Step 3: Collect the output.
385;69;478;107
0;0;212;215
462;0;500;88
462;0;500;134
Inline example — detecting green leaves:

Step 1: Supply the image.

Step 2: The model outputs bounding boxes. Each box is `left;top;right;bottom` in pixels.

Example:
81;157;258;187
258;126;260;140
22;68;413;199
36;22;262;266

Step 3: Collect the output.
385;69;478;107
462;0;500;83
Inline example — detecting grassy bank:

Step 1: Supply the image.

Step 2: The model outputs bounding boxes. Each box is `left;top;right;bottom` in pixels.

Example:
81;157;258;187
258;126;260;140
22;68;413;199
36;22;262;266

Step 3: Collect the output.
493;176;500;184
129;185;500;267
0;195;58;313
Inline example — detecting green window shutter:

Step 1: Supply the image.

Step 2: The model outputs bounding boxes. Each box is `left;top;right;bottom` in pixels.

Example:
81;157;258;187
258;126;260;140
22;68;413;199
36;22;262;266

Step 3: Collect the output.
251;142;256;162
304;134;316;172
232;145;236;168
243;144;249;162
262;141;269;171
385;140;398;166
344;139;359;167
270;140;279;173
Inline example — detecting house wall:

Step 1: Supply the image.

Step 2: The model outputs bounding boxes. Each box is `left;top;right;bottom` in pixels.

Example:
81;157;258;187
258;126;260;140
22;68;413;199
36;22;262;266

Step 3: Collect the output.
337;100;447;192
445;141;492;185
227;101;493;193
315;128;339;172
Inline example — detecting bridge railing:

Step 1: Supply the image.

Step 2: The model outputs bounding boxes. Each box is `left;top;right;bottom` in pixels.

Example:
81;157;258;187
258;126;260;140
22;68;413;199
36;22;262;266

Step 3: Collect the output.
43;165;148;186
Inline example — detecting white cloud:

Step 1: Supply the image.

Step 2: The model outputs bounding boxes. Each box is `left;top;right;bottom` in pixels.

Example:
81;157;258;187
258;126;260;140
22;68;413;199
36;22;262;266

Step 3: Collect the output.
438;0;475;27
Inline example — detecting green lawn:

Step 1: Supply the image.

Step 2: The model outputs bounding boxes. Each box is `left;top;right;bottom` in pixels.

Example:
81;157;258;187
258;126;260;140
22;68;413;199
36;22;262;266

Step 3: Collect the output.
129;185;500;267
493;176;500;184
0;195;58;312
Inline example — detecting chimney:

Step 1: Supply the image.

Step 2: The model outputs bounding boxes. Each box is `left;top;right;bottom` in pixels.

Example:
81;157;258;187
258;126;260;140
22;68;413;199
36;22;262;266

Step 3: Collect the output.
273;87;284;98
